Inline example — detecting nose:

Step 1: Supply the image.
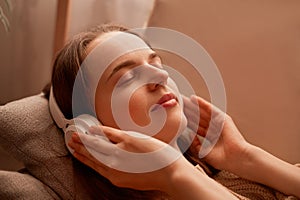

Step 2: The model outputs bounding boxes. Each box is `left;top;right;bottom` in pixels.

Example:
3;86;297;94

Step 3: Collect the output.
146;65;169;91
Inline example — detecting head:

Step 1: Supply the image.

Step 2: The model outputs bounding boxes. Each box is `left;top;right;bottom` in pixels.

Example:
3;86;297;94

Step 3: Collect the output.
51;24;128;120
52;24;187;146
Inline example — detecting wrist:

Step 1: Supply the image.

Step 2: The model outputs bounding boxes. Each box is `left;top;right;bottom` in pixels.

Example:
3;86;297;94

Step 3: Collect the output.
167;163;206;199
225;143;259;174
160;157;195;193
227;144;274;181
167;160;239;200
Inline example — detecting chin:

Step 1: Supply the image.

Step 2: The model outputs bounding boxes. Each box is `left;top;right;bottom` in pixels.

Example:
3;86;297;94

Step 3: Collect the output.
155;111;187;145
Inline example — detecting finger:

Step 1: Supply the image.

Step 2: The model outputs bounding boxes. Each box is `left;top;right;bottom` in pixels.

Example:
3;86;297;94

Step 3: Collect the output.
184;104;210;120
184;106;210;127
188;133;213;159
190;95;212;115
73;151;110;177
70;132;84;144
187;120;207;137
182;95;194;109
188;118;224;142
70;135;118;167
88;126;105;137
74;133;116;155
183;95;202;114
101;126;126;143
210;107;226;125
186;132;202;157
205;126;223;143
191;95;226;119
69;134;104;156
78;145;118;168
189;133;201;154
183;95;211;123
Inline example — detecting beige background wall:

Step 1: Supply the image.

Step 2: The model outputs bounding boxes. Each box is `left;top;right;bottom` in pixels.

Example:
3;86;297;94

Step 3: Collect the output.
148;0;300;163
68;0;155;39
0;0;56;105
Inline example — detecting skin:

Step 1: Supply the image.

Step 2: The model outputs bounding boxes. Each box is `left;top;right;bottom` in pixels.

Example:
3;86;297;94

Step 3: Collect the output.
68;32;300;199
90;32;184;144
185;95;300;198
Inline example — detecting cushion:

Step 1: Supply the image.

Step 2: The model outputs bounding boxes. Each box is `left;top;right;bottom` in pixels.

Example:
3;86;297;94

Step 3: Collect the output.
0;94;103;199
0;170;58;199
0;93;166;200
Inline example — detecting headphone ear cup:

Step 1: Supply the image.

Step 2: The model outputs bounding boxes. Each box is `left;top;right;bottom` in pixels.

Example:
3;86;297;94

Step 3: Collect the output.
64;114;100;154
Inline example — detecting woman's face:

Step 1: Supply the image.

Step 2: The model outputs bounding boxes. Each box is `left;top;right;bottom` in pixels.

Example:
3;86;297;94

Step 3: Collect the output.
87;32;186;144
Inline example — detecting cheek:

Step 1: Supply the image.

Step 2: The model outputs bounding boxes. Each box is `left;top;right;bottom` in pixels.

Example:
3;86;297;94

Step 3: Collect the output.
129;90;151;126
95;89;118;127
96;84;151;127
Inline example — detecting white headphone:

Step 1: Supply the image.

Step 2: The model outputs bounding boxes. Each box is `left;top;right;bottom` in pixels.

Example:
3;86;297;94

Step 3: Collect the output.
49;86;100;152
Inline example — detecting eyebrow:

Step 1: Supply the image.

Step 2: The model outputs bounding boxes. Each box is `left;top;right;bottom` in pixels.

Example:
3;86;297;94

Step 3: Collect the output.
106;52;162;81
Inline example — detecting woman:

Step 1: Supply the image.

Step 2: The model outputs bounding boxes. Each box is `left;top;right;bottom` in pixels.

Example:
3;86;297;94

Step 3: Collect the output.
48;24;300;199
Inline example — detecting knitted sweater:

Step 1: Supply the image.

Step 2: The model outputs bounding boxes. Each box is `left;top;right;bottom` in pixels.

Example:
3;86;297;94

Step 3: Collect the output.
194;164;299;200
214;170;298;200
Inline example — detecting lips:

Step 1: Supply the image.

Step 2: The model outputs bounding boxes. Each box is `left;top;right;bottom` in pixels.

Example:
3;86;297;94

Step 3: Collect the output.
157;93;176;104
151;93;178;111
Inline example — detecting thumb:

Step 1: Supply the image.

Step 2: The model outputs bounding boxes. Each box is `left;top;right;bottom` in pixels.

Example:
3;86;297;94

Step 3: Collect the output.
100;126;125;144
88;125;105;136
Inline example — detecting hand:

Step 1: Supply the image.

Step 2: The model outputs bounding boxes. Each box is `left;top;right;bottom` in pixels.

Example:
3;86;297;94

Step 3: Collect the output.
68;126;187;192
69;126;240;199
183;95;252;171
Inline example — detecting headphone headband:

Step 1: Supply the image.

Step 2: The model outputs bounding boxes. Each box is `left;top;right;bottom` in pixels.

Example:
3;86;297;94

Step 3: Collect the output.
49;86;72;130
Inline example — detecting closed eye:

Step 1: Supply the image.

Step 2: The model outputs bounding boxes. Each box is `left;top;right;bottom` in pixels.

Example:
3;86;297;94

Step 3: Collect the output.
107;51;163;83
116;70;136;87
107;60;136;82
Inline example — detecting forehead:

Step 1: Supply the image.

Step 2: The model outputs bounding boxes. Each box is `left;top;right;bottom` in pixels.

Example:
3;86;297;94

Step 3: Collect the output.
87;31;153;67
87;32;117;55
87;31;151;56
84;31;154;76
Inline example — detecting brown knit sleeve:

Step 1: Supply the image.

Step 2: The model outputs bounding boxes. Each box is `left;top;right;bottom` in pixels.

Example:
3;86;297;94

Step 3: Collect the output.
212;169;299;200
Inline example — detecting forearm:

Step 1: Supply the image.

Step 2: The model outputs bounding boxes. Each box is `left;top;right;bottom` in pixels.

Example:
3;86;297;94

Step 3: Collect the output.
230;145;300;198
166;163;238;200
